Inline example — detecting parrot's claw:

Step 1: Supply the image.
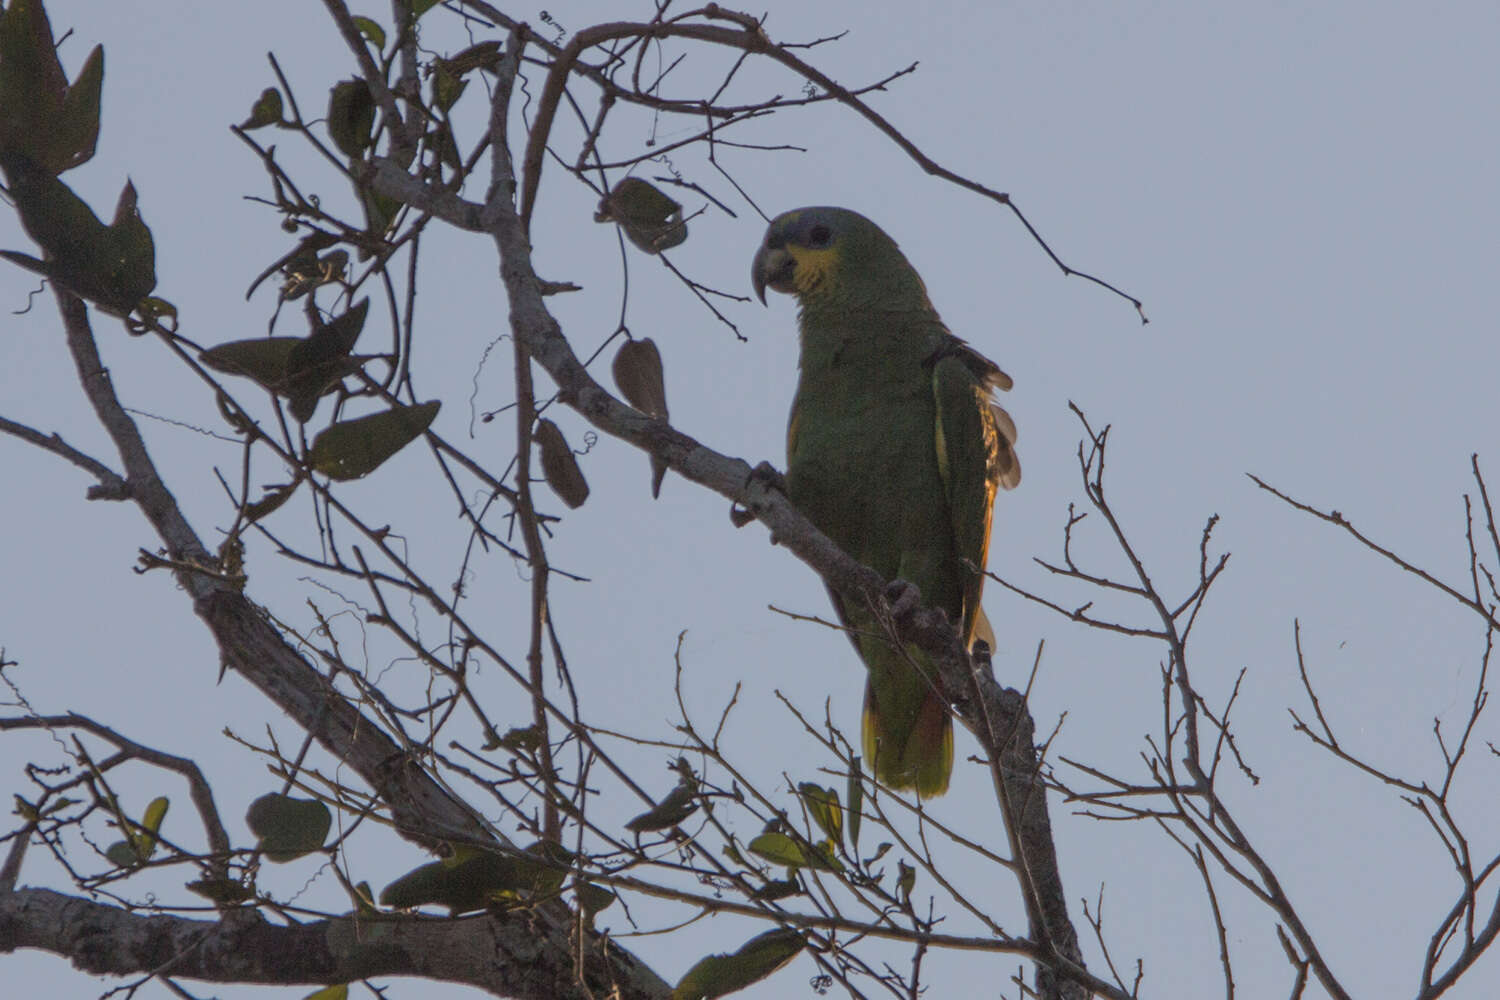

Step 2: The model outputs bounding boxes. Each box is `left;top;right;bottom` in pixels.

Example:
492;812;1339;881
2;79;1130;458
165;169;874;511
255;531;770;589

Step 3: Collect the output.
883;578;923;625
748;460;787;493
732;462;789;530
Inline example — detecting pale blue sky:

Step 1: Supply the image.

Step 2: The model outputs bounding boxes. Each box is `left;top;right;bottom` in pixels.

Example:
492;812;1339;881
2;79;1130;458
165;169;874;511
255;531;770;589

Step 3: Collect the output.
3;2;1498;998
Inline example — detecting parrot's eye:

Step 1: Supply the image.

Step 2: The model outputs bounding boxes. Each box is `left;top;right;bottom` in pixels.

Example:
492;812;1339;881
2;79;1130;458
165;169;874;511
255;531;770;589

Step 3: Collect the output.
807;224;832;248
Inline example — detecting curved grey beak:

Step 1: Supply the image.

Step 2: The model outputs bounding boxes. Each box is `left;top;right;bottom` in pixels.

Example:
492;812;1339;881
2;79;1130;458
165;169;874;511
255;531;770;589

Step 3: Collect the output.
751;244;796;305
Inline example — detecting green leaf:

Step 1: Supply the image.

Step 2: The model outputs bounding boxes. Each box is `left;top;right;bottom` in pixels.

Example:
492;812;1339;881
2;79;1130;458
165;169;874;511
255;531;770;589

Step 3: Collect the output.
748;877;800;901
797;783;842;847
309;401;440;481
379;854;510;914
896;860;916;903
430;61;466;113
442;41;503;76
243;480;302;523
671;928;803;1000
245;793;332;862
351;16;385;51
518;839;572;897
104;839;139;869
535;418;589;509
595;177;688;254
350;880;377;914
625;781;698;832
410;0;442;19
130;795;169;861
380;841;566;915
491;723;544;752
241;87;284;129
303;985;348;1000
747;831;803;868
575;880;616;919
327;79;375;158
361;183;401;241
847;757;863;850
746;831;840;872
102;794;170;867
186;877;256;904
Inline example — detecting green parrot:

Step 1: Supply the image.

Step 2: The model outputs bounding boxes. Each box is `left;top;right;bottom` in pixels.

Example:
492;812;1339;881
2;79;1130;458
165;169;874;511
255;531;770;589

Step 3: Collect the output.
752;207;1020;798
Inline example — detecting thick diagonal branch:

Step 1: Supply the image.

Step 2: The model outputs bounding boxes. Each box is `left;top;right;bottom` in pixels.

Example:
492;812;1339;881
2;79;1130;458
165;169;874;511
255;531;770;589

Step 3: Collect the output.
0;887;669;1000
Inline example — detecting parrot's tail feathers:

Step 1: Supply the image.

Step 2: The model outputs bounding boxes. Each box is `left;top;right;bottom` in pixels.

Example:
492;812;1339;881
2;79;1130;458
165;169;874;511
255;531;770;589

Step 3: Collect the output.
862;686;953;799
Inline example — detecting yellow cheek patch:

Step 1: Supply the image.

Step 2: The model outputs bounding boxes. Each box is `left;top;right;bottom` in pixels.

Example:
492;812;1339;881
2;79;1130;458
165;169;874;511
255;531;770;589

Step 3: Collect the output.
787;245;839;298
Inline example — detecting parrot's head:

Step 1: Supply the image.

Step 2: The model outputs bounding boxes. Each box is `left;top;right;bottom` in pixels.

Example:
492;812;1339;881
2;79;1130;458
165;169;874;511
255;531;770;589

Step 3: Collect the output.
752;207;927;311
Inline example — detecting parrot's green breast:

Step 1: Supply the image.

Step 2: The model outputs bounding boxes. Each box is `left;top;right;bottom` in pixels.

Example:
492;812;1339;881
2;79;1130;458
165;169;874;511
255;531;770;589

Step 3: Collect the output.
786;314;966;621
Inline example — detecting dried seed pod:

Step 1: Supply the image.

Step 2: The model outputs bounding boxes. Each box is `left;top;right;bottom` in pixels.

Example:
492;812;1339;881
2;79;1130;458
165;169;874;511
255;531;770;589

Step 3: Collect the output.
535;418;589;508
612;337;670;497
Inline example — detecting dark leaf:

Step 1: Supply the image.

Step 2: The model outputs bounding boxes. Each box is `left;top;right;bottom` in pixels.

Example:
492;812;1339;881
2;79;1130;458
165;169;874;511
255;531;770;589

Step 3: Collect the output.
0;0;102;172
625;781;698;832
245;793;332;862
442;41;503;75
430;62;466;113
327;79;375;158
595;177;688;254
283;298;369;421
200;338;303;390
671;928;803;1000
847;757;863;850
47;44;102;171
104;840;139;869
243;480;302;522
2;160;155;315
241;87;284;129
309;400;440;481
575;880;616;919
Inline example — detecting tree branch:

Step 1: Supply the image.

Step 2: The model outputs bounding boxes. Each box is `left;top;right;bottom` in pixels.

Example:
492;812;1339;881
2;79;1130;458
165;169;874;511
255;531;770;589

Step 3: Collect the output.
0;887;670;1000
